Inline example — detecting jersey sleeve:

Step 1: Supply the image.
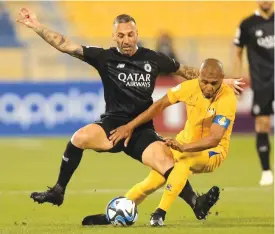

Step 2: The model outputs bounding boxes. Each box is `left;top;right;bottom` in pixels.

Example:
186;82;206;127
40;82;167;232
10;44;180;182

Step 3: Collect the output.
167;82;190;104
213;94;237;129
82;46;105;69
233;20;249;48
156;52;180;74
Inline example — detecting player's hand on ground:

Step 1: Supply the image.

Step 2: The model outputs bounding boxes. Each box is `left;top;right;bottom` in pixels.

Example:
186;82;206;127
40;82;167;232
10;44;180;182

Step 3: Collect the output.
164;137;184;152
224;78;245;95
16;8;40;28
109;125;134;147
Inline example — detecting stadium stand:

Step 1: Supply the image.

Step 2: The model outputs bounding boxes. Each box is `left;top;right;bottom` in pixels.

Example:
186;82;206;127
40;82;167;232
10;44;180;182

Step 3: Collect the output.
2;2;99;80
1;2;256;80
0;2;24;80
0;3;21;47
59;2;256;38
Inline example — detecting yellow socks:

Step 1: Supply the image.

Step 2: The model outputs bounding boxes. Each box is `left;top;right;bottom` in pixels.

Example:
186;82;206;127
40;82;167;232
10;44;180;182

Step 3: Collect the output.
125;170;165;205
158;160;190;211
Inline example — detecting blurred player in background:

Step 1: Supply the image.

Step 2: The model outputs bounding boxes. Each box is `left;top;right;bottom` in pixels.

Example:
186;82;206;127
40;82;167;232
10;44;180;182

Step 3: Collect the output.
156;31;178;61
233;1;274;186
109;58;237;226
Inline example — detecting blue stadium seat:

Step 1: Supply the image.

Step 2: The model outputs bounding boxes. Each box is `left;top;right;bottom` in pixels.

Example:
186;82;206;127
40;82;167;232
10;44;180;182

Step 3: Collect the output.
0;4;22;47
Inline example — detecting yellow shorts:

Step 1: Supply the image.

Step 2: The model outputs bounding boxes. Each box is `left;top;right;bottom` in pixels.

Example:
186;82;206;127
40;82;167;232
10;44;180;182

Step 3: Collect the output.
171;146;226;174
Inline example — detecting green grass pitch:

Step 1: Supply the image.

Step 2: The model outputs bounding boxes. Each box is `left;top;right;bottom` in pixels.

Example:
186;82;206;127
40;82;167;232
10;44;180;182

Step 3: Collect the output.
0;135;273;234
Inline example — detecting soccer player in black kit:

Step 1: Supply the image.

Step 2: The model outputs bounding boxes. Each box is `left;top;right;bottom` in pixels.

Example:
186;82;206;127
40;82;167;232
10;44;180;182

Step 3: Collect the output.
17;8;242;224
233;1;274;186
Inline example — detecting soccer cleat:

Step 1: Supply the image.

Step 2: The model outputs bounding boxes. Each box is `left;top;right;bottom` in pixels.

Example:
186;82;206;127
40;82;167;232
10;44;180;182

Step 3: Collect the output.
82;214;110;226
193;186;220;220
30;185;64;206
150;213;164;226
259;170;273;186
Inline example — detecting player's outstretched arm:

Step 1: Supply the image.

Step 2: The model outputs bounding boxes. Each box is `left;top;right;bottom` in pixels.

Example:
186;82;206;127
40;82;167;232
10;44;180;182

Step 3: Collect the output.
232;46;244;78
109;95;172;146
165;123;227;154
224;46;246;94
16;8;83;60
175;64;244;95
174;64;200;80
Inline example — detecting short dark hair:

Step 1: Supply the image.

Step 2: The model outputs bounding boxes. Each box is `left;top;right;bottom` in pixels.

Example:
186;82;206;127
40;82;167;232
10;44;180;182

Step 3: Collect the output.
113;14;136;25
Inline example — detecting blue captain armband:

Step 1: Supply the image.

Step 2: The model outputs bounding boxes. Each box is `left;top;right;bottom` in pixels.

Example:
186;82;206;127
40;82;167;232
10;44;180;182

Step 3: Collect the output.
213;115;231;129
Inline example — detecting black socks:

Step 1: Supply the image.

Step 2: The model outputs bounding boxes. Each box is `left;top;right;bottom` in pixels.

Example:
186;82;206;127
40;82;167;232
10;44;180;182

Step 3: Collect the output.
256;133;270;171
178;180;197;209
56;141;84;190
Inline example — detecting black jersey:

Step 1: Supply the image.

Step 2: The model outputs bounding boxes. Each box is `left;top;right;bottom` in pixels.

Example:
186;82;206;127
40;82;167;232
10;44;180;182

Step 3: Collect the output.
82;46;180;118
234;11;274;91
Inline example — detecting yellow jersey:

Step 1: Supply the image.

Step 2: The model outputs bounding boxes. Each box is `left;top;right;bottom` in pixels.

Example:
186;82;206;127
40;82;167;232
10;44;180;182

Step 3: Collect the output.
167;79;237;156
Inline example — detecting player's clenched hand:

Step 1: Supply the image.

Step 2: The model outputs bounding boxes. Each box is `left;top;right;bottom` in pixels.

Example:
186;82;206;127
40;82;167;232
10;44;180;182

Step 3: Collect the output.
109;125;134;147
164;137;184;152
224;78;245;95
16;8;40;28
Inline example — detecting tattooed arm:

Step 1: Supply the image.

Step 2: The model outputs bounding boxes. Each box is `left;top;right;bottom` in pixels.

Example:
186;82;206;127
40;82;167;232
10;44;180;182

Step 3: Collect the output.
174;64;244;94
34;26;83;60
173;64;200;80
16;8;83;60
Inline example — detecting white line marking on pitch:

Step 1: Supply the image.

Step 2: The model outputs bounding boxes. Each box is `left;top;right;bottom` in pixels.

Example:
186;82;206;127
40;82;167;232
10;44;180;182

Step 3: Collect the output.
0;186;272;196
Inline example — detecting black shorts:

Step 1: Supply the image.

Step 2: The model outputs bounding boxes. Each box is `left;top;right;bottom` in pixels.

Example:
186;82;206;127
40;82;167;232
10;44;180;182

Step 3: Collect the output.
251;88;274;117
94;116;163;162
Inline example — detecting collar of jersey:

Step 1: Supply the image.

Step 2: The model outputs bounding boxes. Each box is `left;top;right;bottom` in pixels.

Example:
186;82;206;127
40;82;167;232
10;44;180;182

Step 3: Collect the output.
255;10;274;19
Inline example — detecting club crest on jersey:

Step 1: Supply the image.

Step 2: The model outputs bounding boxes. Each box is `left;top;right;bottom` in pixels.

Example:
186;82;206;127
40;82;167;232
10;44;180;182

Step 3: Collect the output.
207;107;215;116
144;63;152;72
255;29;263;37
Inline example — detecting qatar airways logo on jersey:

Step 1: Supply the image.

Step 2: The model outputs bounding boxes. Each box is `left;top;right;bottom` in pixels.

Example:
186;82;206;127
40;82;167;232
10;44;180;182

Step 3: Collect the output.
118;73;151;88
257;35;274;49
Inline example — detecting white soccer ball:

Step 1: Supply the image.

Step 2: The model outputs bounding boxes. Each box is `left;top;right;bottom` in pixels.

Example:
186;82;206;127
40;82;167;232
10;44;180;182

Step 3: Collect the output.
106;196;138;226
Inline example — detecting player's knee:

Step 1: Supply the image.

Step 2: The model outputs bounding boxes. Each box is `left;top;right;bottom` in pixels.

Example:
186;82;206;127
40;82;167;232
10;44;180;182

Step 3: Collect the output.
72;126;113;151
153;152;174;175
154;143;174;171
142;141;174;174
159;155;174;171
255;117;270;132
71;129;90;149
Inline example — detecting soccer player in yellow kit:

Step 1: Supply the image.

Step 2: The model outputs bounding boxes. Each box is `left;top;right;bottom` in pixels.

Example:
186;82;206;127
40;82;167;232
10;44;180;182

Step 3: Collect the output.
110;58;237;226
